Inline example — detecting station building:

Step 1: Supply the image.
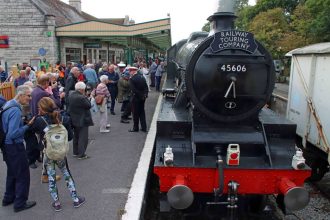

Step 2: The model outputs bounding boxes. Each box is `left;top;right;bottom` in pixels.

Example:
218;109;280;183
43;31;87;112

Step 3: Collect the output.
0;0;171;71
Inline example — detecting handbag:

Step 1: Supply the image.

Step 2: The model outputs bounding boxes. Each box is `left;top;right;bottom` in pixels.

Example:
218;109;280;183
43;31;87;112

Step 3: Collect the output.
95;94;105;105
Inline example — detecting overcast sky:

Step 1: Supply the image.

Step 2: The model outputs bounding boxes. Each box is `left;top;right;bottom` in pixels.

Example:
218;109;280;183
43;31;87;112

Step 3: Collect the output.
62;0;256;44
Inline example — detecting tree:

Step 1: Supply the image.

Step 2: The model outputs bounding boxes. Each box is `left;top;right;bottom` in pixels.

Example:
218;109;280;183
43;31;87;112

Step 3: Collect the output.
305;0;330;41
202;22;210;32
248;8;290;58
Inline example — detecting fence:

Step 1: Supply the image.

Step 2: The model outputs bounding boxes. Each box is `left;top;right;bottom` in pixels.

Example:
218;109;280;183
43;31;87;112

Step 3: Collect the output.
0;82;15;100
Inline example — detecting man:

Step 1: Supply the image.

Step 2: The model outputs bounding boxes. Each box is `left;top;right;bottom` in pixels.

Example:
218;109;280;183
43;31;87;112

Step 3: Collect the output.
14;70;28;88
117;62;126;74
1;85;36;212
25;67;36;85
65;61;73;79
101;64;119;115
148;59;158;87
128;66;148;132
67;82;94;159
65;67;80;105
118;71;131;123
83;64;98;89
155;62;165;92
0;65;8;82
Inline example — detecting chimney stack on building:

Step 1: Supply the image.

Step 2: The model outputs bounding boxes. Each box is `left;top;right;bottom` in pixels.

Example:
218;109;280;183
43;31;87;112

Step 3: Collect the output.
69;0;81;13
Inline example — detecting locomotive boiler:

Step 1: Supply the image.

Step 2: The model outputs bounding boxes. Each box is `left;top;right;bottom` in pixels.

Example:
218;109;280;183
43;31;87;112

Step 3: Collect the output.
152;0;311;219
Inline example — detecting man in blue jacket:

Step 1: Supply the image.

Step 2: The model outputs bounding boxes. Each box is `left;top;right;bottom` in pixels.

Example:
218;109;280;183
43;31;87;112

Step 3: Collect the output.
1;85;36;212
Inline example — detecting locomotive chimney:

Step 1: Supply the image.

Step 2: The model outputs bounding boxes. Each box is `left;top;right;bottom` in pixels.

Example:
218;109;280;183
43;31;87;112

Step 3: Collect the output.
208;0;237;35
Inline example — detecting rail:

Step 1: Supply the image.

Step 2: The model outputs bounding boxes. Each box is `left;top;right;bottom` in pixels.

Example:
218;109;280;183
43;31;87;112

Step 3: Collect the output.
271;93;288;102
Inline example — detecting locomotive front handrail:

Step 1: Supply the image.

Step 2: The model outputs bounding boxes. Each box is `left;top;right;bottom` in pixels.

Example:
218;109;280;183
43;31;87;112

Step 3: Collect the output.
204;53;265;58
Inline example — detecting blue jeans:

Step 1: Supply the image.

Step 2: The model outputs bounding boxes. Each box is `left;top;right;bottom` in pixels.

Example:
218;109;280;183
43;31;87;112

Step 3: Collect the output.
155;75;162;91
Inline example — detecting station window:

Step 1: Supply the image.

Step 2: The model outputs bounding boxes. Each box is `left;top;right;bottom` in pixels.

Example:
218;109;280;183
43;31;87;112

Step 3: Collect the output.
65;48;81;63
99;50;107;62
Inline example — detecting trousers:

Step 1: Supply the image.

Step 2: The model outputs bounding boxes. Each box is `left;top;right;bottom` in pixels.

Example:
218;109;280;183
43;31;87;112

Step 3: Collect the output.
3;143;30;209
73;126;89;157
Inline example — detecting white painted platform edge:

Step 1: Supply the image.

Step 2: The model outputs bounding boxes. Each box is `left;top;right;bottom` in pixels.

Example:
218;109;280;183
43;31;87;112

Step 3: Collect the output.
121;94;163;220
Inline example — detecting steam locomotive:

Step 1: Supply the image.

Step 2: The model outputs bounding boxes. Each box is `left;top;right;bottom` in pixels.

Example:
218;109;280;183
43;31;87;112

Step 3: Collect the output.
152;1;311;219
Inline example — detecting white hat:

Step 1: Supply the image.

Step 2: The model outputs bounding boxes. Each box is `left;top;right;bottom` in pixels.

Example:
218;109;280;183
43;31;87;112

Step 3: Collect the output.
118;62;126;67
128;66;138;70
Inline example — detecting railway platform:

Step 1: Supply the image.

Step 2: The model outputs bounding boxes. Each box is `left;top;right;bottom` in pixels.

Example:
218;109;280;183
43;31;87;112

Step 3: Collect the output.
0;88;161;220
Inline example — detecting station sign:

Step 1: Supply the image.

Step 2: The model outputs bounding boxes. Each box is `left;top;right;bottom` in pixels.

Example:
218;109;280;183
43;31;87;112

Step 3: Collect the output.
210;30;258;54
84;43;102;48
0;36;9;48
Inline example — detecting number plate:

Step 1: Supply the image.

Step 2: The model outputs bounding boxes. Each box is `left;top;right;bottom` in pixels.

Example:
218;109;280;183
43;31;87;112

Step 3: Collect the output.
218;64;247;73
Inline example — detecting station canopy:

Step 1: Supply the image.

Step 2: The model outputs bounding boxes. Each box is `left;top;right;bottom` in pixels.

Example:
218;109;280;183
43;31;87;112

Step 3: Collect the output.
56;18;172;52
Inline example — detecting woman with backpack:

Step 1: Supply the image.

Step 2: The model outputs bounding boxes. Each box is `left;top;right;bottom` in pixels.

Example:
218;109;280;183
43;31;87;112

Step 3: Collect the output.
29;97;85;211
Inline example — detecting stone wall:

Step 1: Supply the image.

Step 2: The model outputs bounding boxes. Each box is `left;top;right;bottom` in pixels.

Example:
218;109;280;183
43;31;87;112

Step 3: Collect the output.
0;0;57;70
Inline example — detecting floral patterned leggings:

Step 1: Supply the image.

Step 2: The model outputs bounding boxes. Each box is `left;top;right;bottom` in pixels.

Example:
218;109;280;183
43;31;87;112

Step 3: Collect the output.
45;156;79;202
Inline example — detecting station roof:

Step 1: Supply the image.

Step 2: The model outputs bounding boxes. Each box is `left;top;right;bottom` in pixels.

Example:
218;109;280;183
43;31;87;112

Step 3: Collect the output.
56;18;172;51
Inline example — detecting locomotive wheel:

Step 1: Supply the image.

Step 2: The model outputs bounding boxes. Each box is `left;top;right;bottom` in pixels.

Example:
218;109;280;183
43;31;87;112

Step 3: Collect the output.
303;147;329;182
275;194;286;215
248;195;266;213
307;158;328;182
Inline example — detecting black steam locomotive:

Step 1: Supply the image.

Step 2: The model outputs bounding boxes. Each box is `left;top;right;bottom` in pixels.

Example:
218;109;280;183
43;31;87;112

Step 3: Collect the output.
152;1;311;219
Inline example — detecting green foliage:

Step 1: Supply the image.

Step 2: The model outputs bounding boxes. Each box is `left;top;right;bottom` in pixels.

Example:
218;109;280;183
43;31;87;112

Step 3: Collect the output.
235;0;329;59
202;0;330;59
306;0;330;41
202;22;210;32
248;8;289;58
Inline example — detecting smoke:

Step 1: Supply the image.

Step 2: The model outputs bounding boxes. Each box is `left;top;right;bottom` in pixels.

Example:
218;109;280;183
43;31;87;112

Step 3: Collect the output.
217;0;235;13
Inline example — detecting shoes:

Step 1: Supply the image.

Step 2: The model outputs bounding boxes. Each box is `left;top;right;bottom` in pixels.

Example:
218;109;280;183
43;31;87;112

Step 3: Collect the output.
41;175;61;183
111;111;116;115
29;163;37;169
41;175;48;183
100;129;110;133
73;196;86;208
106;124;111;128
14;201;36;213
120;119;129;124
77;155;90;160
128;129;139;132
73;154;78;157
2;200;14;207
52;201;62;212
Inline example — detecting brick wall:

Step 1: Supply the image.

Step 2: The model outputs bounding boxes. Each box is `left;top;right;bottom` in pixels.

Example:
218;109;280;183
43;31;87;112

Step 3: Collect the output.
0;0;57;70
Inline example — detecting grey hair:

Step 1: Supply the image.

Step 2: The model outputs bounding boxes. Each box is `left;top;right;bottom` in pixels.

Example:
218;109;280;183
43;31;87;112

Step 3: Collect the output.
15;85;33;98
75;81;86;91
99;75;108;83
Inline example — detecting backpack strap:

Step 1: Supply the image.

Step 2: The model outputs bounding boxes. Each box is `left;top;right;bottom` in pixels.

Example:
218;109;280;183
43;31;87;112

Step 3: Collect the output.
41;116;49;127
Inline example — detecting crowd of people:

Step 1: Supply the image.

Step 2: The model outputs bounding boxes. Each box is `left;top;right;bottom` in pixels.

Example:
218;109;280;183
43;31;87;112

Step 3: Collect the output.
0;57;165;212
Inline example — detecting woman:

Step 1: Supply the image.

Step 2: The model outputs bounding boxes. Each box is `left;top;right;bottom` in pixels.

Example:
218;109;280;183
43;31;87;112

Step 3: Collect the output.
30;97;85;211
140;62;150;91
92;75;111;132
